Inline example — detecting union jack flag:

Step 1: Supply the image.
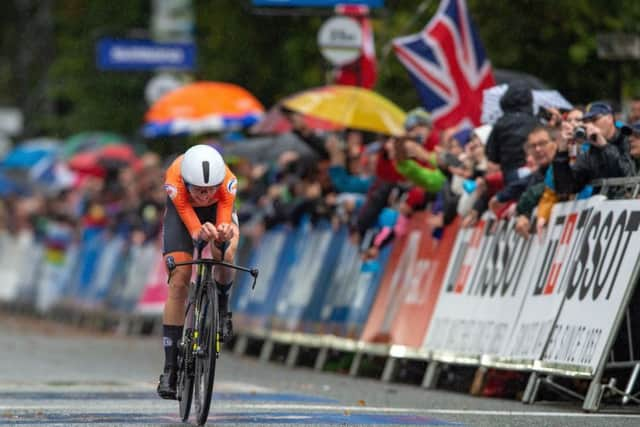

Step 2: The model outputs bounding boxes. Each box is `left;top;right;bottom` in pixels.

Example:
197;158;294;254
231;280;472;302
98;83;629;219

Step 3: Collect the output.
393;0;495;130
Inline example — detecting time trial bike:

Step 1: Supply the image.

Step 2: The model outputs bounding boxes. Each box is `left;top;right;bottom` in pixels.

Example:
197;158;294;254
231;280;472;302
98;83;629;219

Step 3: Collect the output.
165;240;258;426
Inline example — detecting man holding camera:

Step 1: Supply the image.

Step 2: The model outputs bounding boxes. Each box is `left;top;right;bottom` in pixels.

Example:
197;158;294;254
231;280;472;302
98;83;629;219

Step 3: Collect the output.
553;101;635;195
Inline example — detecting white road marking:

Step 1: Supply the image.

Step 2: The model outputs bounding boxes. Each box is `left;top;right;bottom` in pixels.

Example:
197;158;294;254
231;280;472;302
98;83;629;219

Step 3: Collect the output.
5;399;639;420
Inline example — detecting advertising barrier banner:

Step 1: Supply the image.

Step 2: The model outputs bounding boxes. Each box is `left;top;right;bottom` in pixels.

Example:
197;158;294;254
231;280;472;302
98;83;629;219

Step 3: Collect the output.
318;227;392;337
539;199;640;375
389;216;460;348
272;219;342;332
361;213;456;345
136;249;169;315
232;226;295;330
35;221;78;312
87;236;127;306
422;218;495;361
503;196;605;366
111;242;158;312
72;227;106;302
0;230;38;302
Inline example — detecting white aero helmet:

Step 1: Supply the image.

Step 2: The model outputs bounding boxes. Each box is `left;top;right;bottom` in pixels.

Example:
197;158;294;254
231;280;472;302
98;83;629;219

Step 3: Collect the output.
180;144;226;187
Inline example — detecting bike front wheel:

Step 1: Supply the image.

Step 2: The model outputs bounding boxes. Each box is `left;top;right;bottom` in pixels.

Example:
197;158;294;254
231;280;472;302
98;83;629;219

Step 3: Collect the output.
193;283;219;426
178;329;194;421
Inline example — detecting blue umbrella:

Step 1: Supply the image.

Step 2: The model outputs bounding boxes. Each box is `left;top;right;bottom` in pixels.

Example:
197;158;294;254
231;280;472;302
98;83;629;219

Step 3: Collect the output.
1;138;60;169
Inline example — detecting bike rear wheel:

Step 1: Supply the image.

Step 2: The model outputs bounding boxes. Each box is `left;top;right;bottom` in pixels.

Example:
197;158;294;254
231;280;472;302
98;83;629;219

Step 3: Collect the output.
193;283;219;426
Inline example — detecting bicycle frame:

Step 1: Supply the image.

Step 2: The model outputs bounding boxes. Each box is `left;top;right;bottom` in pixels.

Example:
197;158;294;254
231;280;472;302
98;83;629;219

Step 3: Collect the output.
166;241;259;424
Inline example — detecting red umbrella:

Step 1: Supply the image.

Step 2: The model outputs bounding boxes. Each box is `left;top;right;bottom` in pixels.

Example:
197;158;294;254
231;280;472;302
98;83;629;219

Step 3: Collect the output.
68;144;139;177
250;104;341;135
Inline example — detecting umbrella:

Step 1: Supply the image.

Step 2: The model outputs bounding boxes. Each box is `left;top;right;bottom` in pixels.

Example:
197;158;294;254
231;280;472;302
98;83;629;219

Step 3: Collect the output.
63;131;126;159
481;84;573;125
68;143;139;177
223;133;317;163
1;138;60;169
493;68;549;90
144;81;265;138
281;85;407;136
249;104;341;135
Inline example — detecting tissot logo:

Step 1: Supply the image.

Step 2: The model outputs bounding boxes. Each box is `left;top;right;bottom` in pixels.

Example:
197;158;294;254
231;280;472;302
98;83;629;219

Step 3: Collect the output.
566;209;640;301
473;219;529;298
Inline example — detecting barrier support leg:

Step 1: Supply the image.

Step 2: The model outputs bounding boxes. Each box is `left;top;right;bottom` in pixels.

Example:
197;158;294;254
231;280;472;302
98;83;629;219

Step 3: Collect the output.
286;344;300;368
314;347;328;371
583;373;606;412
349;352;363;376
259;340;274;362
622;362;640;404
470;366;488;396
522;372;540;404
422;361;441;389
234;335;249;356
381;357;397;382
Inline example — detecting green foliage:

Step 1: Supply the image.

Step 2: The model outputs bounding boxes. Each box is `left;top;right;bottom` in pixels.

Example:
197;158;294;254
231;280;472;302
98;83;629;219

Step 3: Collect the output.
2;0;640;138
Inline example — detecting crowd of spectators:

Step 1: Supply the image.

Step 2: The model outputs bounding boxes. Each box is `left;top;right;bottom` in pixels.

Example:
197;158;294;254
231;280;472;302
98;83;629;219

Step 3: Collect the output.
3;82;640;263
234;89;640;261
0;151;166;250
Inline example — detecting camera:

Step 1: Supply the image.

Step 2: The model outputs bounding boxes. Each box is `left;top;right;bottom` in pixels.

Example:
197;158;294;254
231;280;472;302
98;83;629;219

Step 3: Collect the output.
573;126;587;140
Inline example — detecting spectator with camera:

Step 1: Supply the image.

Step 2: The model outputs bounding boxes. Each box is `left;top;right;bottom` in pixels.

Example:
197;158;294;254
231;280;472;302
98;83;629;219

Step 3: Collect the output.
553;101;635;197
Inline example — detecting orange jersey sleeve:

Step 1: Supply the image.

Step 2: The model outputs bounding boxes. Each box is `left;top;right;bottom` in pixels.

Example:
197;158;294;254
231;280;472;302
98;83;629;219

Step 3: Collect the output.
164;155;202;238
164;155;237;238
215;167;238;227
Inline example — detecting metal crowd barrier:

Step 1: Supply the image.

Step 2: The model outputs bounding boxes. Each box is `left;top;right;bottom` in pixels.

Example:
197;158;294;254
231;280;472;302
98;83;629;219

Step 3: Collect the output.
1;177;640;412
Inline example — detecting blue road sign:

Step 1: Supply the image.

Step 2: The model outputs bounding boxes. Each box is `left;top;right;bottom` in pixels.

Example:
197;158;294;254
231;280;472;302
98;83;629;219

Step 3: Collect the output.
96;38;196;71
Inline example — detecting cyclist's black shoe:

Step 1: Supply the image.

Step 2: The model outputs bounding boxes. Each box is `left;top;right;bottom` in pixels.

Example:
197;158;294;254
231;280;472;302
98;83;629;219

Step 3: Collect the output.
221;311;234;343
157;369;177;400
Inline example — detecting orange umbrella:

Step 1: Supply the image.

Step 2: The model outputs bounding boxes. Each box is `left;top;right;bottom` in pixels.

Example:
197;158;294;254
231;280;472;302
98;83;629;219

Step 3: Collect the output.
144;81;264;138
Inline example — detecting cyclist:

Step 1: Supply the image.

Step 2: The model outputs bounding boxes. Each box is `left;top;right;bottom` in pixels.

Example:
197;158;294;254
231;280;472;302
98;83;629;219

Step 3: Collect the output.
157;144;240;400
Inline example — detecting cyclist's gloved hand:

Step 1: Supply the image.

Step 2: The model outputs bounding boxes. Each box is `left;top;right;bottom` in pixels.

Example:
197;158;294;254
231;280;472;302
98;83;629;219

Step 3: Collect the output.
215;223;234;243
197;222;220;242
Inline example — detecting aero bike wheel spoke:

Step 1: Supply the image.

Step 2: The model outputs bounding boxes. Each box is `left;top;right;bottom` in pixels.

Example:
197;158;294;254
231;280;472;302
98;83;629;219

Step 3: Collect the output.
195;284;218;426
178;328;194;422
193;287;210;422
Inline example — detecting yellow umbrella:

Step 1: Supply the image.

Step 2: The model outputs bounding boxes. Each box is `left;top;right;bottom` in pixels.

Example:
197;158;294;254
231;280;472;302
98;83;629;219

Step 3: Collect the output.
282;85;406;136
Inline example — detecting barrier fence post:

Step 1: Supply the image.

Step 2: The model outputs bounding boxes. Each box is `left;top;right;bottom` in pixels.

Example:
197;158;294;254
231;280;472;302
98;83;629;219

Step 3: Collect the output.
381;357;397;382
286;344;300;367
314;347;328;371
422;361;440;389
522;372;540;404
234;335;249;356
259;339;274;362
349;352;363;376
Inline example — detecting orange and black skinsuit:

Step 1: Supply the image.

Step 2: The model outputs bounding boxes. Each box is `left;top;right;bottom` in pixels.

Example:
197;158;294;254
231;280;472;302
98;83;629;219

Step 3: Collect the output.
162;154;238;257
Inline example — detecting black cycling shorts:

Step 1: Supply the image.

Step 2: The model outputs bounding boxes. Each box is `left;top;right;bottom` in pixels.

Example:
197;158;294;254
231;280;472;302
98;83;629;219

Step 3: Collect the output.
162;197;238;255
